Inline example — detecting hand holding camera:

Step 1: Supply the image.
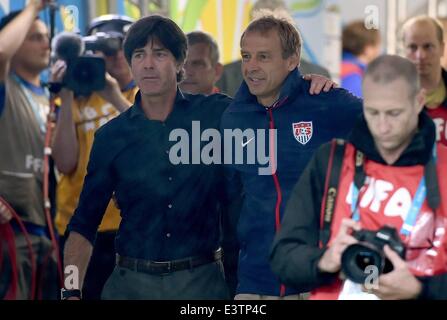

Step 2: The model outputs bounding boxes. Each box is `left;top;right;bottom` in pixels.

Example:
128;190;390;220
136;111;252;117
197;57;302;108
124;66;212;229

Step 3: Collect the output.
318;218;361;273
364;245;422;299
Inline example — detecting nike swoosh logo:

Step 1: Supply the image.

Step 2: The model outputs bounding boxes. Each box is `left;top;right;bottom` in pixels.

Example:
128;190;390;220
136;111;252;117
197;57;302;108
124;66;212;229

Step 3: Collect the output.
242;137;254;147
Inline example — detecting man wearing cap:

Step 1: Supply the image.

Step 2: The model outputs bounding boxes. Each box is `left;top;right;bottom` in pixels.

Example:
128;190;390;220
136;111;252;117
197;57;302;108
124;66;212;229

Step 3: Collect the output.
51;15;138;300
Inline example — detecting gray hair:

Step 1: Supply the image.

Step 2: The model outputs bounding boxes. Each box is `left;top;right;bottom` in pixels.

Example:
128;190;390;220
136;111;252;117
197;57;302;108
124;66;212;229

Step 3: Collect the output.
186;31;220;66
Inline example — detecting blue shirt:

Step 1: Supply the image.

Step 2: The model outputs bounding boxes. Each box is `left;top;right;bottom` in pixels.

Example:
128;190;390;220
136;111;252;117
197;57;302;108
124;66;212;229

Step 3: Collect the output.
67;90;233;261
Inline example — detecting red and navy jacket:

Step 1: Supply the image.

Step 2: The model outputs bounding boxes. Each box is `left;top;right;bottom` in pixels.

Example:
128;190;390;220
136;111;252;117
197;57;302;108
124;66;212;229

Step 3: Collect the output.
425;69;447;146
340;52;366;98
270;112;447;299
220;68;362;296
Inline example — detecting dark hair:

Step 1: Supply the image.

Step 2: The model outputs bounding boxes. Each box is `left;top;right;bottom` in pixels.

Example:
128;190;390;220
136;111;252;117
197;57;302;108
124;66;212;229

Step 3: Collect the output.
241;12;301;59
342;20;380;56
0;10;24;31
123;15;187;82
186;31;220;65
364;55;420;99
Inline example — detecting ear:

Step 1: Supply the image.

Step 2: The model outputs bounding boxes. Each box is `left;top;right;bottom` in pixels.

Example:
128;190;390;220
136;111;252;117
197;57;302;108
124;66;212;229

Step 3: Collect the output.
287;52;300;72
214;62;224;82
415;88;426;113
176;61;185;73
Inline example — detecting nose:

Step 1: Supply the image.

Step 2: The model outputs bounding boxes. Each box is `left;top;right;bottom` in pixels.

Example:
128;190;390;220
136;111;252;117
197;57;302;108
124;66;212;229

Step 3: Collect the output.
42;37;50;50
183;62;193;77
142;54;155;70
244;58;260;74
377;115;391;135
414;46;427;60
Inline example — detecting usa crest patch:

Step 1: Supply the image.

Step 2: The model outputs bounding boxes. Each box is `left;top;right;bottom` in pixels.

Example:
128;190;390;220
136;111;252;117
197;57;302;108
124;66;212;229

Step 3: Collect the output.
293;121;313;145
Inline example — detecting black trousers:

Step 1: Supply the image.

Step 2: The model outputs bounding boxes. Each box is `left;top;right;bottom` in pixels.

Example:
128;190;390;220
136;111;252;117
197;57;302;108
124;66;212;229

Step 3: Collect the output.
101;260;230;300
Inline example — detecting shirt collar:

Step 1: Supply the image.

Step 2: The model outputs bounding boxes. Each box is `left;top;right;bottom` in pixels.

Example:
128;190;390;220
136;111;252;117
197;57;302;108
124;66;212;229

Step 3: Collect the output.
129;88;189;119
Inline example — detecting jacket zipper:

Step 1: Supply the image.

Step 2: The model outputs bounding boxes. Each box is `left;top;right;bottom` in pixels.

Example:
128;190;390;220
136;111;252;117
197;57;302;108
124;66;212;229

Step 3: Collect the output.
266;97;288;297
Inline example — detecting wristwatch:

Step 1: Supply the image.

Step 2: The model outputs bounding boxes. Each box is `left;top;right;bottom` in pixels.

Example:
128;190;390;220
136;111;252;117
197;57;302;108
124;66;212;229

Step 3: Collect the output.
60;288;82;300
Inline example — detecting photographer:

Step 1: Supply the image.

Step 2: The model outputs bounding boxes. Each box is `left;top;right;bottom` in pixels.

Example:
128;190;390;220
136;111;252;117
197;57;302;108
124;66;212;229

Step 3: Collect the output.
51;15;137;300
270;55;447;300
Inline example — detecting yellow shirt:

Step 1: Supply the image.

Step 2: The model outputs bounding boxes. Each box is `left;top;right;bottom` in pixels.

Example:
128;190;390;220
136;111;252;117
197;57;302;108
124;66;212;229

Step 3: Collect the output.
55;87;138;235
426;80;447;109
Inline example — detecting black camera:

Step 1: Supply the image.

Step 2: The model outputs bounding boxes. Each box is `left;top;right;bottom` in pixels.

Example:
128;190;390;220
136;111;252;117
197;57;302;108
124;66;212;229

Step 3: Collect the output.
341;226;406;284
52;32;109;96
83;32;123;57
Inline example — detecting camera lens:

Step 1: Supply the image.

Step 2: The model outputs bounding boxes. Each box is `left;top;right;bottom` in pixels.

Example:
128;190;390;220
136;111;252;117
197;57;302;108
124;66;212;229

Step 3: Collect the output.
355;251;377;270
341;243;384;284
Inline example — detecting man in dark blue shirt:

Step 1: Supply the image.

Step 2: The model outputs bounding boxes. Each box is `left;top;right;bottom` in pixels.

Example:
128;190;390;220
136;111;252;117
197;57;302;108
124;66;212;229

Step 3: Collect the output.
62;15;233;300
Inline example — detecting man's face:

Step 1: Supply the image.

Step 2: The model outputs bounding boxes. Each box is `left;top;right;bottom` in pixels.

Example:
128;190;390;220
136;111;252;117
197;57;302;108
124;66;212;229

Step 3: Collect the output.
180;42;222;95
130;38;181;97
403;21;444;78
13;20;50;73
241;29;298;106
363;77;424;155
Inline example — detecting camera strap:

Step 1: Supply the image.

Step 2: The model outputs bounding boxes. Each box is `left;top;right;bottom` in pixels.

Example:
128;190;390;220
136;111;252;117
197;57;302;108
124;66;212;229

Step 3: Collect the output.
320;139;346;247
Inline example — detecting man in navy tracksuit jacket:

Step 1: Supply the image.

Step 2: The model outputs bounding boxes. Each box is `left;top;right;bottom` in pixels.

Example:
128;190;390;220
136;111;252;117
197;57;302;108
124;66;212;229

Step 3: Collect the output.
220;14;363;298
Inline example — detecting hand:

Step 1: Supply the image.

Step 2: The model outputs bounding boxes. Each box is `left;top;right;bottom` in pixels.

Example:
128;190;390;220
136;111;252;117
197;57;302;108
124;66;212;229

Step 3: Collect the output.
50;60;73;103
50;60;67;84
97;72;131;112
0;200;13;224
97;72;122;101
318;218;361;273
367;245;422;300
303;74;338;95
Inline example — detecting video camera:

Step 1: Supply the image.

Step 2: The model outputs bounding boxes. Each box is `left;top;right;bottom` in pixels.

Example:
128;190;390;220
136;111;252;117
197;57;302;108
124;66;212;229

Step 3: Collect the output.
52;32;114;96
341;226;406;284
51;15;134;96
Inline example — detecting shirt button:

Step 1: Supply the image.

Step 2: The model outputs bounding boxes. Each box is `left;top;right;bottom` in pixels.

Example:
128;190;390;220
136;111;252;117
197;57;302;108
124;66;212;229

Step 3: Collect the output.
168;204;172;209
168;177;173;181
166;233;171;238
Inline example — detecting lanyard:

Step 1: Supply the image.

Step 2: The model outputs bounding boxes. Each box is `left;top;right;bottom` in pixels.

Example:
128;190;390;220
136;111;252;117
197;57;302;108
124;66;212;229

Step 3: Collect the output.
351;145;437;236
12;74;49;134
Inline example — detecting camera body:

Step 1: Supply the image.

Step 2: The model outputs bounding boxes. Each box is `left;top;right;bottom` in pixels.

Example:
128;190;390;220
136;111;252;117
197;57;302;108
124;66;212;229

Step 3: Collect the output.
63;32;123;96
83;32;123;57
341;226;406;284
53;32;123;96
63;55;105;96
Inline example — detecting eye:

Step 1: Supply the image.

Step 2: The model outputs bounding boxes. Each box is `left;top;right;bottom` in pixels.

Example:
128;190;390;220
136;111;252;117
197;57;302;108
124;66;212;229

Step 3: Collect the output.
241;54;250;62
407;44;418;52
389;110;402;117
423;44;436;51
133;52;143;59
